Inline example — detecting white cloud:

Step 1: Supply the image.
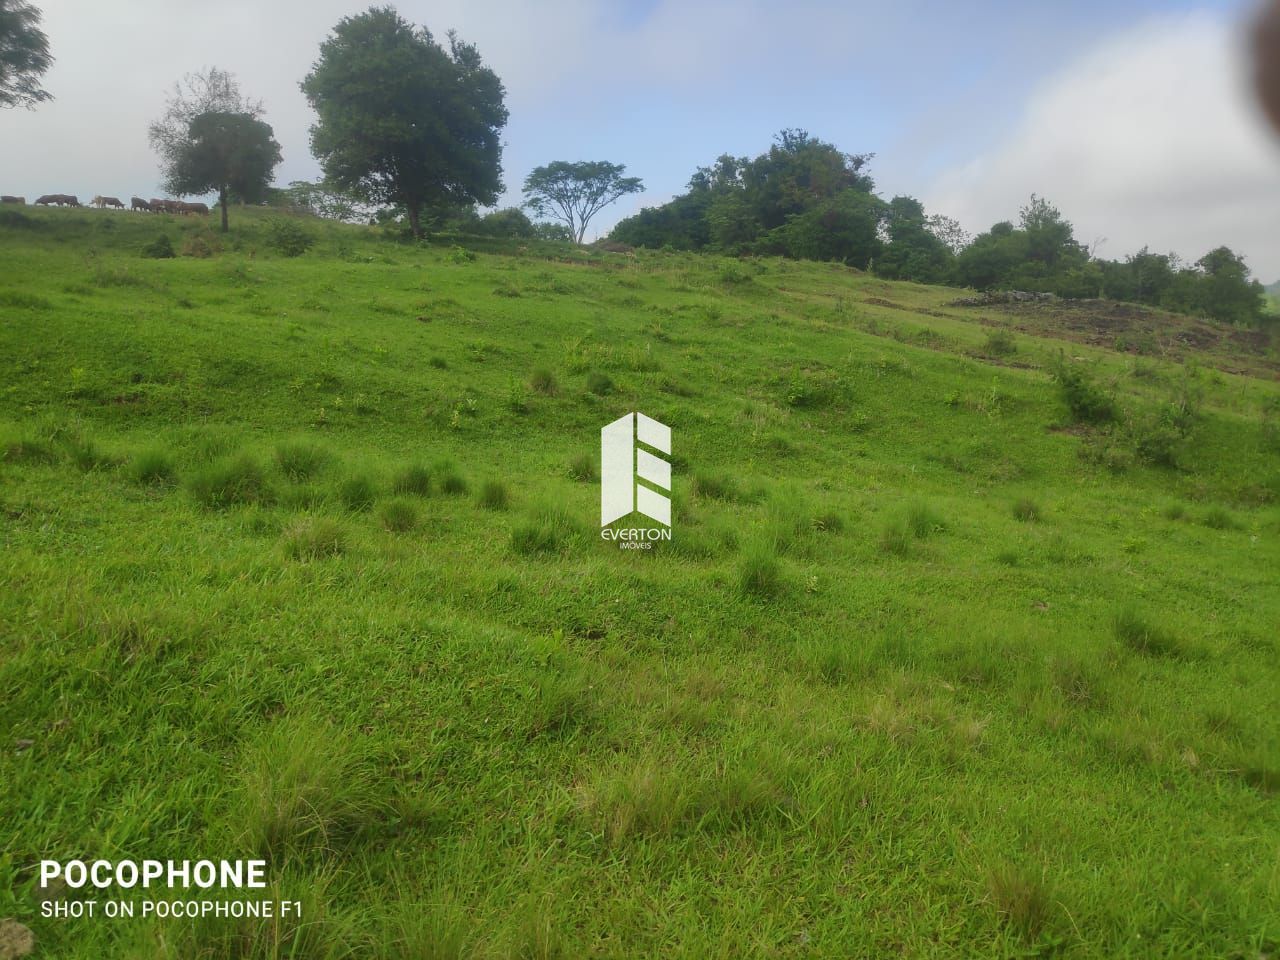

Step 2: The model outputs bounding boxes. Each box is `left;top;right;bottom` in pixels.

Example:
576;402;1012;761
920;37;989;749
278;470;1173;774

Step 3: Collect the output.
924;11;1280;283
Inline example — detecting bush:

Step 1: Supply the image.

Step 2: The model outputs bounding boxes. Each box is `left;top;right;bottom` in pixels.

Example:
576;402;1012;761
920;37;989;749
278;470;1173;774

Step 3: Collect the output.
392;464;431;496
264;218;315;258
585;371;614;396
281;517;348;559
1048;352;1115;424
188;453;271;508
477;479;510;510
338;474;377;512
274;440;330;482
984;329;1017;356
378;499;418;533
141;235;175;259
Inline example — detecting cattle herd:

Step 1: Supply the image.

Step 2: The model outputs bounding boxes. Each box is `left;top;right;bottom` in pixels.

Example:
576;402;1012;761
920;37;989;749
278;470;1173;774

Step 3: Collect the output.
0;194;209;215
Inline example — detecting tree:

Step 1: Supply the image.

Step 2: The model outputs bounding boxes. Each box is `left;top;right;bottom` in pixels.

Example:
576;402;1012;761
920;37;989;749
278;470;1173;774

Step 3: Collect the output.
522;161;643;244
0;0;52;109
875;196;954;283
302;7;508;239
169;112;281;232
149;68;263;193
1194;246;1265;325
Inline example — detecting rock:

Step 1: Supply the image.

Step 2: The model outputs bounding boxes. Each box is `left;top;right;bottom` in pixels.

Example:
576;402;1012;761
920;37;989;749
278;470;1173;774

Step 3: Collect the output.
950;290;1058;307
0;919;35;959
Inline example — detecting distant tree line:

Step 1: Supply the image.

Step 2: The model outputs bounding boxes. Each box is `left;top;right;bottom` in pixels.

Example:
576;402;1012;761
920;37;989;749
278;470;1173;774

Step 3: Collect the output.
610;130;1270;327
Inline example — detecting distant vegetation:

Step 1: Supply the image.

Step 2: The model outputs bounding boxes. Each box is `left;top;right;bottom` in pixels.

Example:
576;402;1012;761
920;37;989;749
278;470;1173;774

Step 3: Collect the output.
610;130;1272;327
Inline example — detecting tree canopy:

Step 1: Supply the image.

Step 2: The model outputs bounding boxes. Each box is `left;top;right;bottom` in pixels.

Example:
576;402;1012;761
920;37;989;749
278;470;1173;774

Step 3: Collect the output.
0;0;52;109
522;161;643;244
148;67;264;195
169;111;282;232
301;6;508;239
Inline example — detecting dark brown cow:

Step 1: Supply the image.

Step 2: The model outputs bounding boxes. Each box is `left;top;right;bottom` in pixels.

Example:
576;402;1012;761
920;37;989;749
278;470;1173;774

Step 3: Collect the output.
0;196;24;205
92;195;125;209
34;195;57;205
178;201;210;215
131;197;151;212
1257;0;1280;136
34;194;80;207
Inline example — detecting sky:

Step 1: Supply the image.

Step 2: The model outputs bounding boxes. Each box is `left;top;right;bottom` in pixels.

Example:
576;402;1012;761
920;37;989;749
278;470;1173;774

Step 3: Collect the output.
4;0;1280;280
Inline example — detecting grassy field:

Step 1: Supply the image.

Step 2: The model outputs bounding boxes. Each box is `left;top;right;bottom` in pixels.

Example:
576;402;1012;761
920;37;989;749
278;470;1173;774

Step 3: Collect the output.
1;205;1278;958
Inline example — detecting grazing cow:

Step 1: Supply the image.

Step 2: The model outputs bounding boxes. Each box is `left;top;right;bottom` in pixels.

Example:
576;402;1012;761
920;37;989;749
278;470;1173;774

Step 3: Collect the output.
92;196;124;209
1;196;24;205
149;198;167;213
131;197;151;212
61;195;82;207
179;201;209;215
34;195;57;205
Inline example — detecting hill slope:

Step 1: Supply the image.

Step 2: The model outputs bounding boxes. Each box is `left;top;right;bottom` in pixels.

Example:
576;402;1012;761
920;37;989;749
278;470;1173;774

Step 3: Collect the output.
1;207;1278;958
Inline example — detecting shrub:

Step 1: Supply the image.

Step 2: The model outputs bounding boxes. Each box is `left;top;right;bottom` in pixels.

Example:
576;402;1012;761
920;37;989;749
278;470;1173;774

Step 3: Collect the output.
984;329;1017;356
141;235;175;259
392;464;431;496
264;217;315;258
378;499;418;533
338;474;377;512
811;511;844;533
739;543;783;599
477;479;510;510
129;448;176;486
274;440;330;482
1048;352;1115;424
568;452;596;482
180;233;217;258
585;371;614;395
281;517;348;559
188;453;271;508
506;380;530;414
1012;498;1041;522
530;367;557;395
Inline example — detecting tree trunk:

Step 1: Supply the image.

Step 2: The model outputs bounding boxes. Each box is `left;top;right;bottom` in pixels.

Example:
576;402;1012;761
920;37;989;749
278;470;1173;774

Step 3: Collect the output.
219;186;229;234
407;203;422;239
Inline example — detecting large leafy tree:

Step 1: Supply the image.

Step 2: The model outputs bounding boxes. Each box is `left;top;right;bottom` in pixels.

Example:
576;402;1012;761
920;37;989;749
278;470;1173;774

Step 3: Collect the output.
522;161;643;244
0;0;52;109
148;68;263;192
301;6;508;239
170;112;282;232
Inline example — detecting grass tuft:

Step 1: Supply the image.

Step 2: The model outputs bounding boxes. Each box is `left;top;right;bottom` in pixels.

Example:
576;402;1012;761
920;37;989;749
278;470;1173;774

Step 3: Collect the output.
392;463;432;496
188;453;271;508
738;542;783;599
128;447;177;486
281;517;348;559
987;862;1054;940
1112;606;1186;658
338;473;378;512
477;479;510;510
568;451;596;482
378;498;418;533
274;439;331;481
1012;498;1041;522
530;367;558;395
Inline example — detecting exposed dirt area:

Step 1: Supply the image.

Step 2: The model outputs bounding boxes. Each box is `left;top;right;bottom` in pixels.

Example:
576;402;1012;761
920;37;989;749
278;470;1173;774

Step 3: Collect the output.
957;298;1280;380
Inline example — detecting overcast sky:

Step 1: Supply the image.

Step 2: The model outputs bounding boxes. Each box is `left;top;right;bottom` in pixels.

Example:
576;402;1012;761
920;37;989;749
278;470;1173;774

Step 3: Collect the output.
4;0;1280;280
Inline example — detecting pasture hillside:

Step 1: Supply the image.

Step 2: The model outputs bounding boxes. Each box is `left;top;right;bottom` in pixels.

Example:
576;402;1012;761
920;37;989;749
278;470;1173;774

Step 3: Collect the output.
1;205;1278;958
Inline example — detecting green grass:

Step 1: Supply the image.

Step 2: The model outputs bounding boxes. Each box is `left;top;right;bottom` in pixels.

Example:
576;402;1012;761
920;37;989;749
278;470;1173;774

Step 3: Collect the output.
1;205;1278;957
